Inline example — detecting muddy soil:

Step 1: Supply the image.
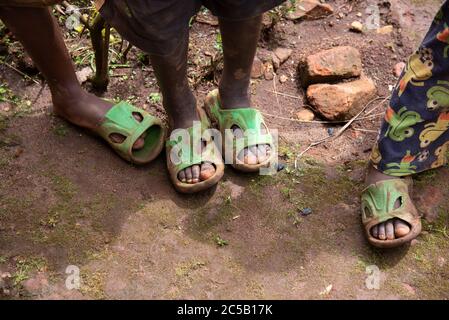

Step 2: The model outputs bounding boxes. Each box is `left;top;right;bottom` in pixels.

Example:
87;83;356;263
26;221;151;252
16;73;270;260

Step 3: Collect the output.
0;0;448;299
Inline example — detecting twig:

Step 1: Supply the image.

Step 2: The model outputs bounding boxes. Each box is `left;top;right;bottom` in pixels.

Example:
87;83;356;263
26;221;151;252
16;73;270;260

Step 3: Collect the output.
264;89;301;100
294;96;387;167
1;61;40;85
352;128;378;133
272;74;281;112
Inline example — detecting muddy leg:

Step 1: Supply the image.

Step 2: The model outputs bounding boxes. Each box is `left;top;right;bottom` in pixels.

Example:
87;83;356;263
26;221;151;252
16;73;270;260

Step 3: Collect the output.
0;6;144;148
149;35;215;183
218;15;270;165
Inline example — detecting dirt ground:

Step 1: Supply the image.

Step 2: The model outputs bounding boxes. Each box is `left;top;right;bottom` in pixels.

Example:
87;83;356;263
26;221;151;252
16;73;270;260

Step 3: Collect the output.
0;0;448;300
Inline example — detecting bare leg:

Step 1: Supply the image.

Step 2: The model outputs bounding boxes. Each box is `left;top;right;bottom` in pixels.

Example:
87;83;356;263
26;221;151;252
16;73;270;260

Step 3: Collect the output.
149;35;215;183
218;15;270;165
0;6;144;148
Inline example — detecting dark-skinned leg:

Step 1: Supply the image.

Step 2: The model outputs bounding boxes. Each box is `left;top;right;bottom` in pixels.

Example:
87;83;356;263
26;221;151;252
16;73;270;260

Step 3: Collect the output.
218;15;270;165
0;6;144;148
365;165;411;240
149;34;215;183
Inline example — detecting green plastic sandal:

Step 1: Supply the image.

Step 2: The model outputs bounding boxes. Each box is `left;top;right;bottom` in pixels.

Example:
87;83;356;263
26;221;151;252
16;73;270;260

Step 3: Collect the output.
97;101;166;164
165;106;224;194
203;89;274;172
361;178;422;248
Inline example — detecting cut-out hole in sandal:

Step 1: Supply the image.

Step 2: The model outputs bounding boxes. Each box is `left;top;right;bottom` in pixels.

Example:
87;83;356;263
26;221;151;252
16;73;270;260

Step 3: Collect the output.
132;112;143;123
109;133;126;145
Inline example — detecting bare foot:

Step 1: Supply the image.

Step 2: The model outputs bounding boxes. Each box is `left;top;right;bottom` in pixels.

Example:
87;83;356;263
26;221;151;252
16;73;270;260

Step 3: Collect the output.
52;87;145;149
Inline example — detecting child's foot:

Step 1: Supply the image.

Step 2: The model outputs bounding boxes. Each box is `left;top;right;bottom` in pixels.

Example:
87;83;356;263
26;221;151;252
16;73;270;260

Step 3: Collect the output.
219;90;271;166
365;166;412;240
170;114;216;185
51;86;146;150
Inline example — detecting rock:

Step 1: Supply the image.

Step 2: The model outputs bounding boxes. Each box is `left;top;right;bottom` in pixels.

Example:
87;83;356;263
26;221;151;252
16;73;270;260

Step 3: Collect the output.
377;25;394;35
257;48;274;63
195;10;219;26
306;76;377;120
279;75;288;83
393;62;406;77
299;46;362;86
272;55;281;70
285;0;334;21
274;48;292;65
76;66;93;84
262;12;274;28
350;21;364;33
264;62;274;80
251;56;264;79
296;109;315;121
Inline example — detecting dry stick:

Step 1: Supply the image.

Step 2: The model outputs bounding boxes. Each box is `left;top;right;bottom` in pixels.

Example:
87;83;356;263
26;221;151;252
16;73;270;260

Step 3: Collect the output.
272;74;281;112
262;109;385;125
294;96;388;168
353;128;378;133
1;61;40;85
265;89;301;100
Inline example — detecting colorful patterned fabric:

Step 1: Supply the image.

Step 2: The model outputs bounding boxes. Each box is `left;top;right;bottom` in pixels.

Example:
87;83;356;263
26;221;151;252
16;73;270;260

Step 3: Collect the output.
372;1;449;176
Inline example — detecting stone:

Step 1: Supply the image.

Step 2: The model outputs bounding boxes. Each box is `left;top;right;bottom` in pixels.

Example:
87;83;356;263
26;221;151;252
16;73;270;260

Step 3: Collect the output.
262;12;274;28
264;62;274;80
393;62;406;77
251;56;264;79
274;48;293;65
296;109;315;121
306;76;377;120
285;0;334;21
76;66;93;84
350;21;364;33
279;75;288;83
299;46;362;86
377;25;394;35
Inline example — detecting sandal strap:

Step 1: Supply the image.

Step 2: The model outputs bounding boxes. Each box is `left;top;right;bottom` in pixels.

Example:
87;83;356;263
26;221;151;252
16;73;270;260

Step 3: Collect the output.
97;101;165;164
361;179;419;229
206;89;273;156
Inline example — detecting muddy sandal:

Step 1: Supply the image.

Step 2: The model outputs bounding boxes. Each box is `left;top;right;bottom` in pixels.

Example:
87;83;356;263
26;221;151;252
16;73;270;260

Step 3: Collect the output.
361;178;422;248
203;89;274;172
165;107;224;193
96;101;166;164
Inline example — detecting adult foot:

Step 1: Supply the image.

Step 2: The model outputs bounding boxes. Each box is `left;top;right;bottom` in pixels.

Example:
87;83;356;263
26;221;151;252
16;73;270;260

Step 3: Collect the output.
51;86;145;150
365;165;412;240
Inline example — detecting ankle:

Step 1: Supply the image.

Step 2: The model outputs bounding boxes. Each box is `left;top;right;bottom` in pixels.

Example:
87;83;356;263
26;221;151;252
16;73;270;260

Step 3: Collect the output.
50;82;84;105
365;164;397;185
218;86;251;109
165;92;199;129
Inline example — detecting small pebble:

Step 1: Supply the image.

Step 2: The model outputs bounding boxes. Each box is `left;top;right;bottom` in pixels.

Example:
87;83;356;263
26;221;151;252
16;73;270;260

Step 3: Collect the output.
350;21;364;33
327;127;335;136
299;208;313;216
277;163;286;172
